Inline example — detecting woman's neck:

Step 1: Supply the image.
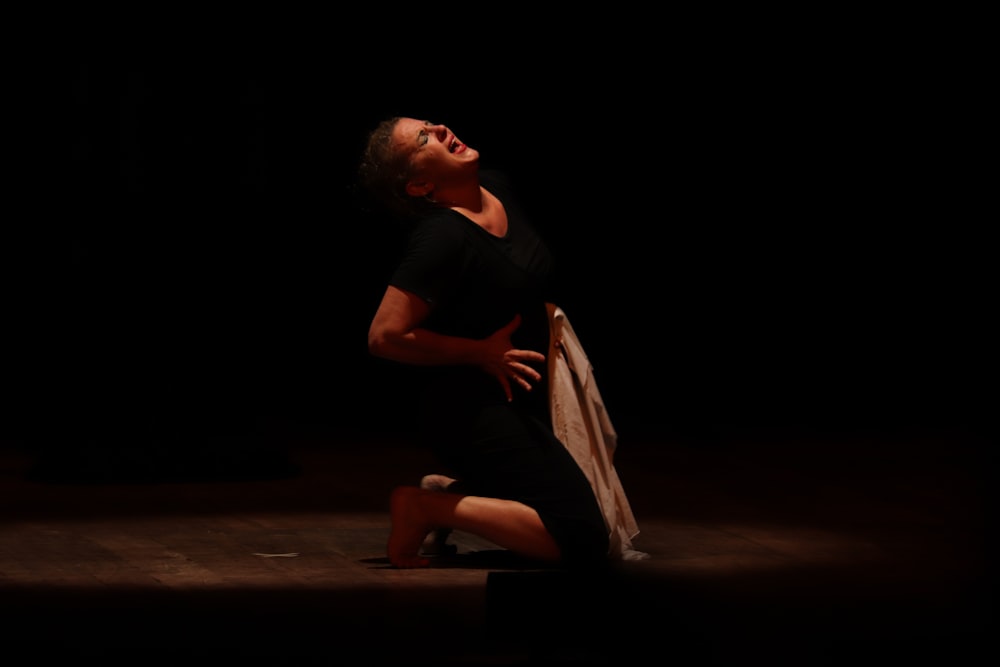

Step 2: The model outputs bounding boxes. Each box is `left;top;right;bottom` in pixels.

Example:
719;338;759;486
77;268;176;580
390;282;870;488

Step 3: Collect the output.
432;178;482;212
449;187;507;237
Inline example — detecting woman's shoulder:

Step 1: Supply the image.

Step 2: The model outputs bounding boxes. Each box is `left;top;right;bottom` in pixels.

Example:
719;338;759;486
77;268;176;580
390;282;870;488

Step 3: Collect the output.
409;209;468;244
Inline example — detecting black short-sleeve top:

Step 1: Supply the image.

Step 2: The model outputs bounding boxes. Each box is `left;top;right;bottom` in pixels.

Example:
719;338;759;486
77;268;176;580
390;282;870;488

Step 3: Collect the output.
389;169;556;409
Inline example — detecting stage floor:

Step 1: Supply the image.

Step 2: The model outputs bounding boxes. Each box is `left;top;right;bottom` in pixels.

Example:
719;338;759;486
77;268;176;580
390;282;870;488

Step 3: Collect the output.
0;426;990;665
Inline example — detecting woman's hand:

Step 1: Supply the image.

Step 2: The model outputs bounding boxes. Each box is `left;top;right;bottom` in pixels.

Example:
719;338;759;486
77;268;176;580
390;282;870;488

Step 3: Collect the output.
480;314;546;402
370;288;545;401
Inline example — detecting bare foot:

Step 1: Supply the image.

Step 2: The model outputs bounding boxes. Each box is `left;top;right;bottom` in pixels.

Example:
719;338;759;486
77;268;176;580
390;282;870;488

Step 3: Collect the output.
419;474;457;555
420;473;456;492
388;486;433;568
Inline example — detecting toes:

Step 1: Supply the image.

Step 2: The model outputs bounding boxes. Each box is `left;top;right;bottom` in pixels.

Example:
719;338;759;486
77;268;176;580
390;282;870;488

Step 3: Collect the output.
391;555;430;568
420;474;457;492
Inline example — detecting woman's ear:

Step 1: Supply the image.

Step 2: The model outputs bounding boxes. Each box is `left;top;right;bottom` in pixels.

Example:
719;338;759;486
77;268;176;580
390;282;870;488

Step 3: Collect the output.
405;179;433;198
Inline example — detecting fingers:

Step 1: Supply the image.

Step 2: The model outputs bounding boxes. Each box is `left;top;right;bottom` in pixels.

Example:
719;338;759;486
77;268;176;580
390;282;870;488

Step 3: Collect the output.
498;352;544;400
496;369;537;402
486;314;546;401
510;362;542;385
508;348;546;365
503;365;540;399
500;376;513;402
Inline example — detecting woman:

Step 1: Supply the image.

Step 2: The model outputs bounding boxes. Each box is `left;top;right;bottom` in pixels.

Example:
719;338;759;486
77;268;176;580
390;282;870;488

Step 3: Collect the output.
358;117;611;569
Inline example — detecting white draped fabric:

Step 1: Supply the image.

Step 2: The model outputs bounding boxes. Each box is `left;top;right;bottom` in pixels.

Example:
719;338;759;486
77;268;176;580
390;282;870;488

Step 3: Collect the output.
547;304;649;561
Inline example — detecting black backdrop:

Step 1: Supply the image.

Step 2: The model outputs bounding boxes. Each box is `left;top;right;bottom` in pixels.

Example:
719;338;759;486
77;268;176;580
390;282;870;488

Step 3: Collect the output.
6;41;987;476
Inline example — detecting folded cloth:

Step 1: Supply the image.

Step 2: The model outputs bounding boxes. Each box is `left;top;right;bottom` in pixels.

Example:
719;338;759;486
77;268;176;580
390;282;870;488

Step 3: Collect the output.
547;304;649;561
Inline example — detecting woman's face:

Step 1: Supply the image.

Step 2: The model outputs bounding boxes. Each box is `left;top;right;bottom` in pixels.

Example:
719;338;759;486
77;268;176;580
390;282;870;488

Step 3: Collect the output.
392;118;479;193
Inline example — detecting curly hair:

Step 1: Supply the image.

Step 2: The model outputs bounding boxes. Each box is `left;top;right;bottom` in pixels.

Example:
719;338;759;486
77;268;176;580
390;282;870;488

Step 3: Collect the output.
356;116;436;222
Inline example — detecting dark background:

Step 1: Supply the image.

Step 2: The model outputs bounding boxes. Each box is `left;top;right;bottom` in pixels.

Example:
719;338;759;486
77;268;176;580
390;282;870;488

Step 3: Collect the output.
4;31;988;479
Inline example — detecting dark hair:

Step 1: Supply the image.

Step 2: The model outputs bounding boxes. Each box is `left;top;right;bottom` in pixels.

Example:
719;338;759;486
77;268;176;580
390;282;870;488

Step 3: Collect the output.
356;116;436;222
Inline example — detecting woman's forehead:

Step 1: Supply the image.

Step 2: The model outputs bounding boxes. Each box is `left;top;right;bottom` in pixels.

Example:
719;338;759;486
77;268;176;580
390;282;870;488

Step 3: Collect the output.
392;118;426;145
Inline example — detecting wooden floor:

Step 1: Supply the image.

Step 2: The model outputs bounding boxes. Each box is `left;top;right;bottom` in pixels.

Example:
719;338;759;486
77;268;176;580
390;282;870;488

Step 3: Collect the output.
0;425;990;665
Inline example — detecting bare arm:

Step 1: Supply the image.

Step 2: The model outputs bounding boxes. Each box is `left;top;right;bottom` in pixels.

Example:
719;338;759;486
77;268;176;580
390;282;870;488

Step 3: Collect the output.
367;285;545;402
